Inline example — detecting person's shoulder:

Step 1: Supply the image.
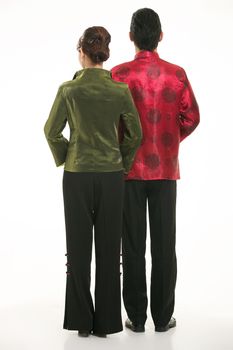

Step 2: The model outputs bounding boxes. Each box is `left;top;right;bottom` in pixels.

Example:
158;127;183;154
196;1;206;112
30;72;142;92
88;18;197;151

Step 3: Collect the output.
109;66;130;87
108;73;131;98
159;58;187;82
110;77;130;92
58;70;84;95
59;79;75;91
111;60;134;76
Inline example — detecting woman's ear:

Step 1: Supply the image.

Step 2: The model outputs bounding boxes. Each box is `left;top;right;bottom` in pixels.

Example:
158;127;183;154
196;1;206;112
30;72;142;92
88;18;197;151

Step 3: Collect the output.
80;48;85;60
78;48;86;68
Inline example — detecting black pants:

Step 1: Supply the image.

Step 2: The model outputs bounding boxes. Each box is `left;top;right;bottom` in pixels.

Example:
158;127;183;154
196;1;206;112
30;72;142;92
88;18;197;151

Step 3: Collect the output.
62;170;124;334
122;180;177;327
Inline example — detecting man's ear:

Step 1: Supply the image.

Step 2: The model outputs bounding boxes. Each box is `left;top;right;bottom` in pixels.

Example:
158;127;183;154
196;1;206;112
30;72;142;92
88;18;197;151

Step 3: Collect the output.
159;32;164;42
129;31;134;42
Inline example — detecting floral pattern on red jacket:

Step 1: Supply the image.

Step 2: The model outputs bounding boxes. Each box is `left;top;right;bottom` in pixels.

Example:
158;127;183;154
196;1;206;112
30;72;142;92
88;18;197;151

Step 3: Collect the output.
111;51;200;180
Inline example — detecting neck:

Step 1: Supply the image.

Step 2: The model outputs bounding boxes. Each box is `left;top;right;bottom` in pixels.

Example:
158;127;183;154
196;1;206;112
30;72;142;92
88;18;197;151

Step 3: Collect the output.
135;45;157;54
85;63;103;69
83;57;103;69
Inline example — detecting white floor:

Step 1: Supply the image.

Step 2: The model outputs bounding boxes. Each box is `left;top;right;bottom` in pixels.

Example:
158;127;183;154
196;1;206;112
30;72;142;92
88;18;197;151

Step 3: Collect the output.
1;302;232;350
1;242;233;350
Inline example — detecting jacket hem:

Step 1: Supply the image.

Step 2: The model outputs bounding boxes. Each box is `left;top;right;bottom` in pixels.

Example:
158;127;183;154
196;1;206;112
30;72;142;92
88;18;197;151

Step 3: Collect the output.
64;165;124;173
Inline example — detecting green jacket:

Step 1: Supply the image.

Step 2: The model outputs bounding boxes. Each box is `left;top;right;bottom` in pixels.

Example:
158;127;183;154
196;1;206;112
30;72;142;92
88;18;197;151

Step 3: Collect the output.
44;68;142;173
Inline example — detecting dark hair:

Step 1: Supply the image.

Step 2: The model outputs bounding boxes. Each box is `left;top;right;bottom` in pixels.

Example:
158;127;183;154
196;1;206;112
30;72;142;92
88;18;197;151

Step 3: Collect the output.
130;8;162;51
77;26;111;64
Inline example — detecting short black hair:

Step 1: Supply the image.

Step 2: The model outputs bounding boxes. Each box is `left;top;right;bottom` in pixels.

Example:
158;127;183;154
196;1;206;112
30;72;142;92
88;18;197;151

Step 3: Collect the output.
130;8;162;51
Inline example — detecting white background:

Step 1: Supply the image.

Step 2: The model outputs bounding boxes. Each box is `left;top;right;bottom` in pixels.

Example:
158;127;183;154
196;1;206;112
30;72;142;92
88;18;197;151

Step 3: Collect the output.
0;0;233;349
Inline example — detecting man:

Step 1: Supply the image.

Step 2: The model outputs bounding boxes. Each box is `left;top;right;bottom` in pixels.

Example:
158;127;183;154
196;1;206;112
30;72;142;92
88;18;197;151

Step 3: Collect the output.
111;8;200;333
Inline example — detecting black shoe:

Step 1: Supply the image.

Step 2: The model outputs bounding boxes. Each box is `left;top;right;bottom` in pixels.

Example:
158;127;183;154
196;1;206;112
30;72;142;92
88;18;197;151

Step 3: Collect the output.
78;330;90;337
155;317;176;332
92;332;107;338
125;318;145;333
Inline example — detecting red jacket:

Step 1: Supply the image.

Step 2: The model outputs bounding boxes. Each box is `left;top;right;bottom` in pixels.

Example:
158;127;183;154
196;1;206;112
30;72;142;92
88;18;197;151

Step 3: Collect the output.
111;51;200;180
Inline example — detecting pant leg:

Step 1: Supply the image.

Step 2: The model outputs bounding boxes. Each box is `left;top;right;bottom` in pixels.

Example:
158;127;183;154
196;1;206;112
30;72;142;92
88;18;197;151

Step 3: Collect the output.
62;171;94;331
122;180;147;325
92;171;124;334
147;180;177;327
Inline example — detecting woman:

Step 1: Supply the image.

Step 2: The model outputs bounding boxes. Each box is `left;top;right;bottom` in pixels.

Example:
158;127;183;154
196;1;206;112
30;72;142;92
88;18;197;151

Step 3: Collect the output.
44;26;142;337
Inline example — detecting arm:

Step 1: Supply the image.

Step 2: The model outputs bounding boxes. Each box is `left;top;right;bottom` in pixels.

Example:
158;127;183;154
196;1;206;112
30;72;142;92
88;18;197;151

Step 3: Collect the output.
120;87;142;173
44;87;69;166
179;73;200;141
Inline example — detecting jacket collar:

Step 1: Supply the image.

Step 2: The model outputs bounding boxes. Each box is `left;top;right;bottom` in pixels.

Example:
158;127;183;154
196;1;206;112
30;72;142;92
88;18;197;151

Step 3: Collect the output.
135;50;159;61
73;68;111;80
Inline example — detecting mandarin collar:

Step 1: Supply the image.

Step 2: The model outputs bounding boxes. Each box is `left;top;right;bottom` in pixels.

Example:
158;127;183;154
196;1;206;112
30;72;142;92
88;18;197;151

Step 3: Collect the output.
135;50;159;60
73;68;111;80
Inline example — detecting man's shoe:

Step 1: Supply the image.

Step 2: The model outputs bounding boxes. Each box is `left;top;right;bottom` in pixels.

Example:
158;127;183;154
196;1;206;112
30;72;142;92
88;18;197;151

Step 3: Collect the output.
155;317;176;332
125;318;145;333
92;332;107;338
78;330;90;337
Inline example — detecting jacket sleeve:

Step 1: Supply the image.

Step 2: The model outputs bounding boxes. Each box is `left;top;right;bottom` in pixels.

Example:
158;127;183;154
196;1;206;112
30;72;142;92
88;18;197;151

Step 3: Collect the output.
179;72;200;141
120;87;142;173
44;87;69;166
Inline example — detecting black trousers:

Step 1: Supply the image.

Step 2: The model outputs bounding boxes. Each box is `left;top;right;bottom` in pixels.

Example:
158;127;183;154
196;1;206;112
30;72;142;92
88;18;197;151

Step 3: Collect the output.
122;180;177;327
62;170;124;334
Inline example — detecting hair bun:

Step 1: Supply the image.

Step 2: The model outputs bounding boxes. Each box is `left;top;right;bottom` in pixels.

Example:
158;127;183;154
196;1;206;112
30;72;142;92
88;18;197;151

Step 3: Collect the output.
78;26;111;64
92;51;109;63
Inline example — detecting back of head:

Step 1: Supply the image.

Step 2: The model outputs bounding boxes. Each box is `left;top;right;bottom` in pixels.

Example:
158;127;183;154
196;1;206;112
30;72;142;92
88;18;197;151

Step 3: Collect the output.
130;8;161;51
78;26;111;64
